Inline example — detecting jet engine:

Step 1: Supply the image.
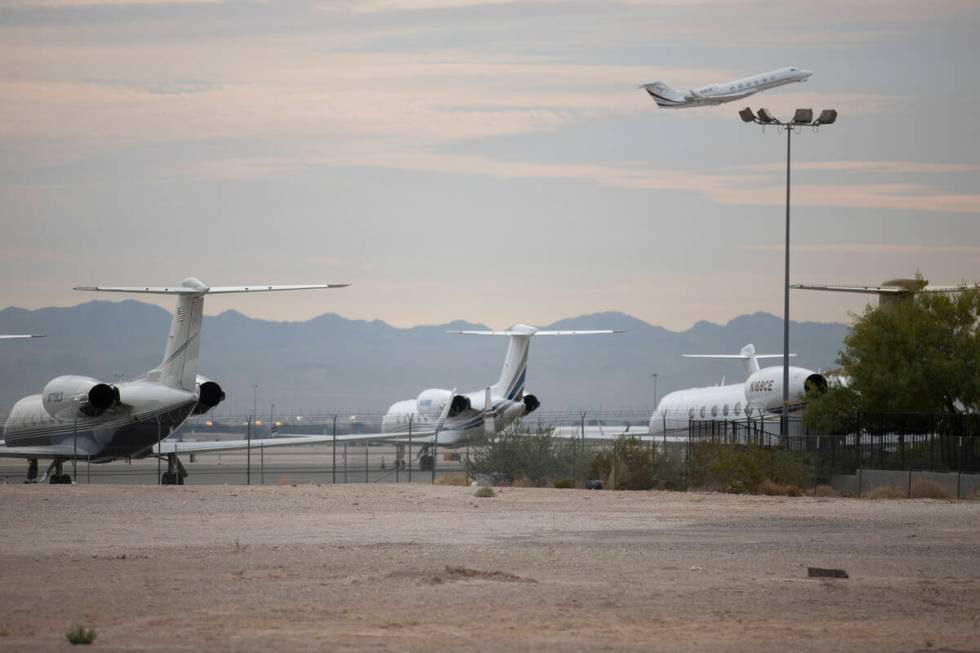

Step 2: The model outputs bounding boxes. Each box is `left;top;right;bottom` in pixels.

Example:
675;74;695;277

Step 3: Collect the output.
42;375;119;418
522;394;540;415
416;389;471;420
192;375;226;415
744;368;828;412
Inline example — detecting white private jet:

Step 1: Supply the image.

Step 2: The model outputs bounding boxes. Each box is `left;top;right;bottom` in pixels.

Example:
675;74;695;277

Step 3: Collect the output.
792;278;980;307
648;344;828;435
0;335;44;340
379;324;620;460
640;66;813;109
0;278;408;485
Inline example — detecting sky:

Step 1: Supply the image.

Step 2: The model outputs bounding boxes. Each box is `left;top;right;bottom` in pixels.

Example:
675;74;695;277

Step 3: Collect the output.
2;0;979;330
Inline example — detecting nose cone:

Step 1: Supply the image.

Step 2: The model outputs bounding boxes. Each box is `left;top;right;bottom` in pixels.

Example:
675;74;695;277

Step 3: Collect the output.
801;69;814;80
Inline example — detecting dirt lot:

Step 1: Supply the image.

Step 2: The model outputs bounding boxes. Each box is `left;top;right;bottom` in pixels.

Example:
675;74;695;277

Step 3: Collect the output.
0;484;978;652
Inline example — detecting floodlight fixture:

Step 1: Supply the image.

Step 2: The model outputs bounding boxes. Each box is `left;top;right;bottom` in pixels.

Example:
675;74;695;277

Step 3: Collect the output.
756;108;778;124
739;107;757;123
792;108;813;124
814;108;838;125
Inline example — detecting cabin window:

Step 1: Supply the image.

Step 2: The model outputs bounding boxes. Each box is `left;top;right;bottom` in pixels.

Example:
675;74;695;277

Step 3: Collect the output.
711;405;719;417
734;402;743;416
723;404;730;417
699;406;706;419
688;407;695;419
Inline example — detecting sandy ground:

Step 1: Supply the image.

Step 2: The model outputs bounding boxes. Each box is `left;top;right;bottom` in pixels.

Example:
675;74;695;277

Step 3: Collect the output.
0;485;978;652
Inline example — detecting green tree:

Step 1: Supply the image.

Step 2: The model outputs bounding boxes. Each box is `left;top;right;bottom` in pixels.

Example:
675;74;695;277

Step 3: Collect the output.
805;285;980;431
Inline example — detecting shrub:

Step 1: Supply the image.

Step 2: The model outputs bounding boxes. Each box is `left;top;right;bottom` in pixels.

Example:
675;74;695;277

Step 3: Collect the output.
65;625;96;646
759;479;803;497
434;473;467;486
469;425;600;486
474;487;496;498
867;485;905;500
590;436;656;490
909;479;952;499
552;478;576;489
813;484;841;497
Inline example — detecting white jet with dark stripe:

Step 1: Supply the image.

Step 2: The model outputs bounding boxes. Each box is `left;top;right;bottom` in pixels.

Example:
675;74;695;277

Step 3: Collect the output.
380;324;620;453
0;278;348;484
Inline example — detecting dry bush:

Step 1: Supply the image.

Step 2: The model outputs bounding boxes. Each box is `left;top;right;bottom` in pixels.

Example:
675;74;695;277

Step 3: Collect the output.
867;485;905;500
434;473;468;486
552;479;576;489
759;480;804;497
277;475;290;485
813;484;841;497
910;479;952;499
474;487;496;498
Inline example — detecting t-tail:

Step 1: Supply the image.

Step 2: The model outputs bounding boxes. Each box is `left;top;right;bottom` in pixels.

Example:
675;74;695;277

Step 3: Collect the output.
640;82;686;107
446;324;622;401
74;278;349;391
683;343;794;380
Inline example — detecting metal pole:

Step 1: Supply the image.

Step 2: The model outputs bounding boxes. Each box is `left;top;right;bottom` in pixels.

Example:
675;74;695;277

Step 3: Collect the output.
365;441;369;483
261;443;264;485
431;429;438;485
344;443;348;483
332;414;337;484
72;416;77;481
652;373;659;408
408;415;413;484
246;416;252;486
782;125;792;438
156;416;161;485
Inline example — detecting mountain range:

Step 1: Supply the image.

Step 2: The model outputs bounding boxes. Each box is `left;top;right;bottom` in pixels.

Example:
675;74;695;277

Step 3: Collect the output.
0;301;849;417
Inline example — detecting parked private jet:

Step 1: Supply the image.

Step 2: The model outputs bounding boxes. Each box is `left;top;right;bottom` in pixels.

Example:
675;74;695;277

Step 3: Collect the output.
380;324;619;459
0;278;409;485
640;66;812;109
648;344;827;435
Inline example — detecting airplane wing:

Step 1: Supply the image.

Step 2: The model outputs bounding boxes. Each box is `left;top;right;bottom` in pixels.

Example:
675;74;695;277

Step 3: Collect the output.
790;283;908;295
0;442;82;459
206;284;350;294
918;283;980;293
550;425;651;442
152;431;434;455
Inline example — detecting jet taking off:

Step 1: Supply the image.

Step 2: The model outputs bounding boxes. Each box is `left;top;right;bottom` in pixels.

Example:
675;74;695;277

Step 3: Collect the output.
641;67;812;109
380;325;620;457
0;278;361;484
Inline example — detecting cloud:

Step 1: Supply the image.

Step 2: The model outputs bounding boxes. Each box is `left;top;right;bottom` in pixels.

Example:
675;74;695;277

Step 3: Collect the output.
738;243;980;255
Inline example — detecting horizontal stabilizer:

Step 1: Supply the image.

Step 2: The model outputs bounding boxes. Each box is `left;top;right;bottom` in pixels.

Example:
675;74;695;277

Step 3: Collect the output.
448;329;622;336
683;353;794;359
75;283;349;295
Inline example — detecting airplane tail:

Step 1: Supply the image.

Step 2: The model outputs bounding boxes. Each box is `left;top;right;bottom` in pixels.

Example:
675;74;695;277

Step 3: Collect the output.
447;325;621;401
640;81;686;107
75;278;348;391
683;343;794;380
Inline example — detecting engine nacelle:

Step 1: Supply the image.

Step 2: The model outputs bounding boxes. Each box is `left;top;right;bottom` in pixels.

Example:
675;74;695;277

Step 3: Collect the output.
416;389;471;420
744;367;827;412
42;375;118;418
192;375;226;415
523;394;540;415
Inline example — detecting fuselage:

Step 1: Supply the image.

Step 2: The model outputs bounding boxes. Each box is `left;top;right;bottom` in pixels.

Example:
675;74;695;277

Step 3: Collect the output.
649;364;825;434
2;379;197;462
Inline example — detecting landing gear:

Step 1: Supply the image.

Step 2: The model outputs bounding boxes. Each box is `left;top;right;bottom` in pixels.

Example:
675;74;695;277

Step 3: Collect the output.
160;453;187;485
418;445;434;472
42;459;72;484
395;444;407;470
25;458;38;483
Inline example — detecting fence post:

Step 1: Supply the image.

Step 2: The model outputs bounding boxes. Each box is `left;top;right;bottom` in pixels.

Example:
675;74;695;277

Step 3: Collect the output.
261;443;264;486
246;415;252;486
332;414;337;485
365;442;369;483
344;443;348;483
408;415;413;484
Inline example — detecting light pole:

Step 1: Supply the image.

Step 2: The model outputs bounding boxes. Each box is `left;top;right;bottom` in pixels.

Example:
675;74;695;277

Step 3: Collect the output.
739;106;838;436
252;384;258;423
651;373;659;408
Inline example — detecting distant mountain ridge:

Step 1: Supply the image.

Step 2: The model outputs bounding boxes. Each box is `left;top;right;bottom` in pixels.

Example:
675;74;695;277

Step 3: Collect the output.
0;301;849;416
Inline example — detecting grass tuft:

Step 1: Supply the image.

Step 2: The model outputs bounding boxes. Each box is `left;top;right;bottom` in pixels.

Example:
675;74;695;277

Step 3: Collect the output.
474;487;496;498
65;625;96;646
759;480;804;497
867;485;906;500
813;484;841;498
552;479;576;489
434;474;468;486
909;479;952;499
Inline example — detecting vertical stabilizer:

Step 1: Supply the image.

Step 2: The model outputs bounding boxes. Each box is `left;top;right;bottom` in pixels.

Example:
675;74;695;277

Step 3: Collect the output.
158;286;207;390
739;344;760;377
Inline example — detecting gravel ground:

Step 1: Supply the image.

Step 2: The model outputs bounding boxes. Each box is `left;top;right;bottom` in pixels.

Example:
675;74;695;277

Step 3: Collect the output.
0;484;978;652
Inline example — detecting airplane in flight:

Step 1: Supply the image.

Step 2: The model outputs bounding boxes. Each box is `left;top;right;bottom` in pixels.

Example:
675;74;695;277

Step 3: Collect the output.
0;278;410;485
0;335;44;340
380;324;620;461
792;278;980;307
647;344;827;436
640;66;813;109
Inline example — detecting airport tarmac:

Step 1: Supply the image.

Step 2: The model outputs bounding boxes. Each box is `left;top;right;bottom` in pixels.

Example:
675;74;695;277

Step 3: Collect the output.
1;485;978;652
0;443;467;485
